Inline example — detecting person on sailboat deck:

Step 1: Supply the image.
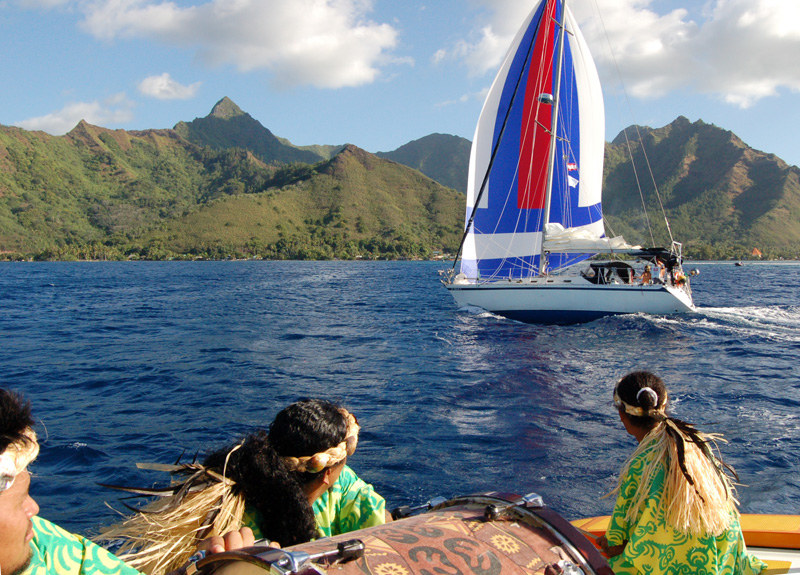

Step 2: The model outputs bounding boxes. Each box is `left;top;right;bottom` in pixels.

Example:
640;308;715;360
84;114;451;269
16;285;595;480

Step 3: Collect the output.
268;399;390;538
654;259;666;284
639;265;652;285
598;372;766;574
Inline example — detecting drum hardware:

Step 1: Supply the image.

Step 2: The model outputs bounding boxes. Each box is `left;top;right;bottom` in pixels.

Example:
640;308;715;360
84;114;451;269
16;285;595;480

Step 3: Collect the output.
183;539;365;575
390;496;448;519
483;492;544;521
554;559;586;575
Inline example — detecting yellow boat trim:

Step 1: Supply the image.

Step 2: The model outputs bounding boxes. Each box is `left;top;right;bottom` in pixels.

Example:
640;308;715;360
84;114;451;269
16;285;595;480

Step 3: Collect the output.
571;514;800;549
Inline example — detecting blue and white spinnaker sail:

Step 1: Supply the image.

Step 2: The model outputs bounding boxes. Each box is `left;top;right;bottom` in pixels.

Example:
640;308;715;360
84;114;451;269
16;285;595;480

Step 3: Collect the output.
460;0;606;281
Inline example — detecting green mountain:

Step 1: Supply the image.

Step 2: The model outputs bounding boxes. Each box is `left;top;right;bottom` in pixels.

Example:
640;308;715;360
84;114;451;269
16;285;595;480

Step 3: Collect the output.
141;144;463;260
377;133;471;193
174;97;325;165
385;118;800;259
2;97;800;261
602;116;800;259
0;120;463;260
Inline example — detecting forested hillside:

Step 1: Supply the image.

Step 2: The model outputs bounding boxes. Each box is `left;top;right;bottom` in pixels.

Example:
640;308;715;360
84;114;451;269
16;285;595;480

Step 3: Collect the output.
603;117;800;259
2;99;799;261
0;117;462;260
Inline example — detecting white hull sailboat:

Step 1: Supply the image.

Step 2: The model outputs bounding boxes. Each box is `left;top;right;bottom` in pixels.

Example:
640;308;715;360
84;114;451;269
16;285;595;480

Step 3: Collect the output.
442;0;695;324
448;274;695;324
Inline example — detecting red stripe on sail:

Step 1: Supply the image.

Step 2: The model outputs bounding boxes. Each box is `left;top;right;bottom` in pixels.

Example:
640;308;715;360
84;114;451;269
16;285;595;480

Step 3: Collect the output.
518;0;556;211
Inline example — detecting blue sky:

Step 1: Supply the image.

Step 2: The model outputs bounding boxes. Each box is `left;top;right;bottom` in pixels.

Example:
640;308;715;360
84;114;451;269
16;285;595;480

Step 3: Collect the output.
2;0;800;167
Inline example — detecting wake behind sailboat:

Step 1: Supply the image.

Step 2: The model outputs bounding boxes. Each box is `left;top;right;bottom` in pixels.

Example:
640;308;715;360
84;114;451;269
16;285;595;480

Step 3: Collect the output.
442;0;695;324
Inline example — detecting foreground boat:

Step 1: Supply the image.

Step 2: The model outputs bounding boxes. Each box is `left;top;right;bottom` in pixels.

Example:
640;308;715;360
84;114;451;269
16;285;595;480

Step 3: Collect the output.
186;494;800;575
442;0;695;324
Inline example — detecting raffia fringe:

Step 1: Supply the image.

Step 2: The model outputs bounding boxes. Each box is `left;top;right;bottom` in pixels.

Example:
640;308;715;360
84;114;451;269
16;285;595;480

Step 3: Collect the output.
96;478;245;575
615;423;737;536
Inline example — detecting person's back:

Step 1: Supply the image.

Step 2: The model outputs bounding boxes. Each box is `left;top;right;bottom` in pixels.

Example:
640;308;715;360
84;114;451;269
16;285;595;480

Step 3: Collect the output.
97;430;316;575
600;371;765;575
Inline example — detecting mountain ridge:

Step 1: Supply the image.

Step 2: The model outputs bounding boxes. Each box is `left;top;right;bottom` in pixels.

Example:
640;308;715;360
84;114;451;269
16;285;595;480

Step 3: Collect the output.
1;98;799;260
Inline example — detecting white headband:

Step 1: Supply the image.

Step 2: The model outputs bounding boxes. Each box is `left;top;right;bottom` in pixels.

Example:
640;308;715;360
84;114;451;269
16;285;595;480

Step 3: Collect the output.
0;428;39;493
613;387;667;418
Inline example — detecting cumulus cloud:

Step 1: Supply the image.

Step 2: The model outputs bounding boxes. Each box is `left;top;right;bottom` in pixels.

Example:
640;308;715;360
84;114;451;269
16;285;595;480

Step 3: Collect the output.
138;73;201;100
15;94;135;134
77;0;398;89
450;0;800;108
434;0;531;76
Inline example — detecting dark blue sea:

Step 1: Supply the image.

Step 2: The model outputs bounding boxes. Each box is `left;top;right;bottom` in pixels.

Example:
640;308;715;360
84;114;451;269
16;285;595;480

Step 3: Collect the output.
1;261;799;536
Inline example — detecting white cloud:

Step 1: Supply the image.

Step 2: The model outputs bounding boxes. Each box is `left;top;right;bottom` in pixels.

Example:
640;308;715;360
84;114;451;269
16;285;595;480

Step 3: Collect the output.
694;0;800;107
138;73;201;100
77;0;398;89
434;0;531;76
450;0;800;108
15;94;135;134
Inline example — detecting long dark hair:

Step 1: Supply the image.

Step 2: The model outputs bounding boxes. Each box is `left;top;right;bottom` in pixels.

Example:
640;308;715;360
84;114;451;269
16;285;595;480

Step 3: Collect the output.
203;429;317;546
268;399;348;485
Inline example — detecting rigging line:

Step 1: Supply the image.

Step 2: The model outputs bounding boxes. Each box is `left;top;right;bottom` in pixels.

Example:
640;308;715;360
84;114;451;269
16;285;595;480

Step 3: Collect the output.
630;124;676;246
450;5;543;275
590;0;674;247
619;126;656;246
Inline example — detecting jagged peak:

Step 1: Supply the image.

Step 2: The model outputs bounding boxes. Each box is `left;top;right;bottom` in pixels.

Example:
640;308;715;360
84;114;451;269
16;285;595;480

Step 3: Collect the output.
210;97;245;120
68;119;93;133
339;143;363;154
334;144;378;165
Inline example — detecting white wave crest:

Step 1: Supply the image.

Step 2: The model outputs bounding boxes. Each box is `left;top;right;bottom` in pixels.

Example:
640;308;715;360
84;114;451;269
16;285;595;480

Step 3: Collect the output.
694;305;800;342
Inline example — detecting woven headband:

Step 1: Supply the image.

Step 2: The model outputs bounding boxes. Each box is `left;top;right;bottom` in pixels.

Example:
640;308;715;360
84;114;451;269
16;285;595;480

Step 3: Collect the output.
0;428;39;493
613;387;667;419
281;410;360;474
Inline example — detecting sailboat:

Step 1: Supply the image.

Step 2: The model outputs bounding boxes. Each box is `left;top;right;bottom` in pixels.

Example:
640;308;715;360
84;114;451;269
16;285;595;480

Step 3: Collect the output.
442;0;695;324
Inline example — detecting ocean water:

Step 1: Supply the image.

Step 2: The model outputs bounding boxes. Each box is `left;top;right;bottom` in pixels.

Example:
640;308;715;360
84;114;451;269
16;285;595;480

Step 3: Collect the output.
1;260;798;537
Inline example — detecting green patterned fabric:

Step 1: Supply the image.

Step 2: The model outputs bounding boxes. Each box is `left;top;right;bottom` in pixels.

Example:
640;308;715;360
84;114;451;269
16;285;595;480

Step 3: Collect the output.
312;465;385;538
241;466;385;540
24;517;142;575
240;506;266;540
605;448;766;574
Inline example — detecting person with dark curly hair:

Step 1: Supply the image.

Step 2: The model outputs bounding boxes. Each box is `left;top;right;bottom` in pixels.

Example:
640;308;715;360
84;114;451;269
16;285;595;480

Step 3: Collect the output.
598;372;765;574
101;398;387;573
267;398;390;538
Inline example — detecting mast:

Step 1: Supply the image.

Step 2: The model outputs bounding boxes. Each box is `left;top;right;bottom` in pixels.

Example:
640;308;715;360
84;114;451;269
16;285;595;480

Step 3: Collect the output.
539;0;569;276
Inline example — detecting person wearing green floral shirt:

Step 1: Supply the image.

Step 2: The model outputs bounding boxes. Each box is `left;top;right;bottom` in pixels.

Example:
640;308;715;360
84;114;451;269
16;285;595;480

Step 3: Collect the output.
269;399;390;538
312;464;386;537
24;517;142;575
598;372;765;575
